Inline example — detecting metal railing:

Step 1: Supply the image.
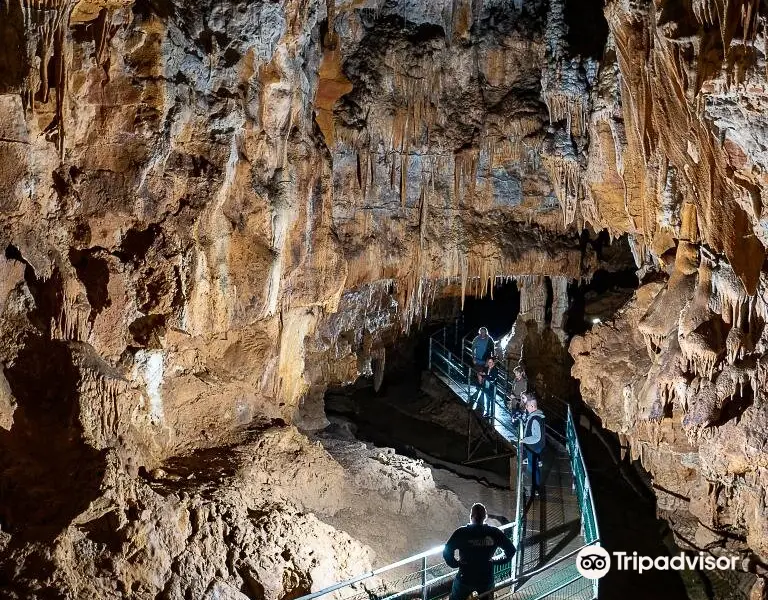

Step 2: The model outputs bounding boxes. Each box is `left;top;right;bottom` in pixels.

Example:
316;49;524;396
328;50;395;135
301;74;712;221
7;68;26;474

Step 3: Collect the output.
429;336;525;461
460;334;523;408
296;532;600;600
459;331;569;444
426;324;600;599
566;408;601;598
430;329;567;454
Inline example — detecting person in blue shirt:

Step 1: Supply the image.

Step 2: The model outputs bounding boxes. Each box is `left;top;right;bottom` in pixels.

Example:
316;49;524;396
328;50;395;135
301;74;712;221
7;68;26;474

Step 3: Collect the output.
442;503;516;600
471;328;495;369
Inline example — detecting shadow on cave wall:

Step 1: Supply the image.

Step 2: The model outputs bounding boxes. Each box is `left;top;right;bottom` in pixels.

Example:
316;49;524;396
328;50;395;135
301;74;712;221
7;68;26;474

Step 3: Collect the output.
0;1;27;94
0;336;106;542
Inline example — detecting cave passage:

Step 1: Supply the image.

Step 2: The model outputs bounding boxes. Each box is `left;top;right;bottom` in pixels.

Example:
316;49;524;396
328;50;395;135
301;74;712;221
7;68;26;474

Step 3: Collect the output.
461;279;521;344
325;263;697;600
566;267;640;337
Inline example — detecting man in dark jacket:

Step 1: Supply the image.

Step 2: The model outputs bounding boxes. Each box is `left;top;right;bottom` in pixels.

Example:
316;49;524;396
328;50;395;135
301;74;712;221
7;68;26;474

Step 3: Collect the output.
520;394;545;498
443;503;516;600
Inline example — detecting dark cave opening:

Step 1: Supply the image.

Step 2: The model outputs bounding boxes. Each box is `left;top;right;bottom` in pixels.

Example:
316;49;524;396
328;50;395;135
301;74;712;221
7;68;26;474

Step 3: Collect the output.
566;267;640;337
461;279;521;344
0;338;107;542
565;0;609;60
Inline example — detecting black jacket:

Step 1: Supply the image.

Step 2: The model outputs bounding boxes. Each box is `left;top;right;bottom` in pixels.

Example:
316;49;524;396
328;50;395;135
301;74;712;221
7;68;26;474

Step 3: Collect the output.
442;523;516;586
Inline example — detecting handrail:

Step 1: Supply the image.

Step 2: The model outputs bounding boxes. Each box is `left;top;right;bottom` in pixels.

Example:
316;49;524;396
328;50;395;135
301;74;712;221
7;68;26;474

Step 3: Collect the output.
433;335;566;447
430;334;571;457
512;417;524;586
461;330;570;419
390;538;602;600
567;407;600;545
297;532;600;600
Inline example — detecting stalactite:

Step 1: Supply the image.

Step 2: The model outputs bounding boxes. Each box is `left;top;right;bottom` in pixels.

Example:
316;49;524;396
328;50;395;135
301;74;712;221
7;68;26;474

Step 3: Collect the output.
540;0;592;138
542;154;581;226
692;0;761;49
460;254;468;309
710;258;751;328
54;20;67;157
679;253;723;380
399;151;408;206
550;276;570;342
453;147;478;205
543;92;589;137
17;0;74;149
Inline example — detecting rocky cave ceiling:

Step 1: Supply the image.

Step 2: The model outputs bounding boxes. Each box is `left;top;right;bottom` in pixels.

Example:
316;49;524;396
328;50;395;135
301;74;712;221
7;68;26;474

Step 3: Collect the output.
1;0;768;598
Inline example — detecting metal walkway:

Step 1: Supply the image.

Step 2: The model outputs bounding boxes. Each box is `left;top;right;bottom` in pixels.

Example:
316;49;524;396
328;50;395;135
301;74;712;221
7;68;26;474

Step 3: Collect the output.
297;326;600;600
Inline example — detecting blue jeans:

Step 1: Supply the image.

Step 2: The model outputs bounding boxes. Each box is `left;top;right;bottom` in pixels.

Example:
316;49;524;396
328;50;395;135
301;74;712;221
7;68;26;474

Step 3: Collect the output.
483;383;496;418
525;446;541;491
450;576;494;600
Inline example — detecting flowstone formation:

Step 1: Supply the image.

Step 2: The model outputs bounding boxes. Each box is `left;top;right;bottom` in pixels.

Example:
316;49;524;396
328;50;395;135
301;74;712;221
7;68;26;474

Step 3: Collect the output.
568;1;768;596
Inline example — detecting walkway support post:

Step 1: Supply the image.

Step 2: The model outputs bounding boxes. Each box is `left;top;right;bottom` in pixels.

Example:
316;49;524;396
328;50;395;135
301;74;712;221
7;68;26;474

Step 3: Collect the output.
466;364;472;462
421;556;428;600
467;406;471;462
428;337;433;371
512;418;525;590
466;363;471;402
454;317;459;348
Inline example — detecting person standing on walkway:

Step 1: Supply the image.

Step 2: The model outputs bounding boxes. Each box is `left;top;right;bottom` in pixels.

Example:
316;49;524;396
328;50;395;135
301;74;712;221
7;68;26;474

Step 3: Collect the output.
443;503;516;600
469;364;486;411
520;393;545;498
471;327;495;370
481;357;498;419
510;366;528;410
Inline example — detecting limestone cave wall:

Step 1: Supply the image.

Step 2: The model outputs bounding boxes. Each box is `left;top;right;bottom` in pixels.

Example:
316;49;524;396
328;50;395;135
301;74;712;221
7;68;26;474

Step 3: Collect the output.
569;0;768;593
2;0;768;597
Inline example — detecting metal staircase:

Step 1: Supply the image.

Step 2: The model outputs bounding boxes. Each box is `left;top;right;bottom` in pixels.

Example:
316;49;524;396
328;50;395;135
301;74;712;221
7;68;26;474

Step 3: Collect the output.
429;328;566;463
297;324;601;600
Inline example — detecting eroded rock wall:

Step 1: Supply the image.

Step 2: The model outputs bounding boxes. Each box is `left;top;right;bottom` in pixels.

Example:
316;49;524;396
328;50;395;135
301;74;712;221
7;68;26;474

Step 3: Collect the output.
4;0;768;596
0;0;602;467
569;0;768;591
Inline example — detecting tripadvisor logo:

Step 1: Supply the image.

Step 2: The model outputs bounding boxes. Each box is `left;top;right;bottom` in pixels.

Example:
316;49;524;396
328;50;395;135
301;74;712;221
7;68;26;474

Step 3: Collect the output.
576;546;610;579
576;546;738;579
